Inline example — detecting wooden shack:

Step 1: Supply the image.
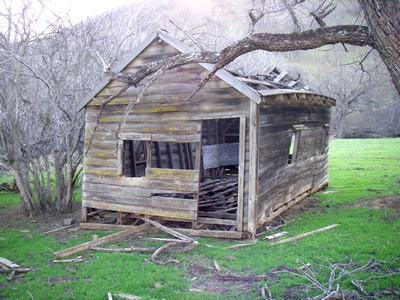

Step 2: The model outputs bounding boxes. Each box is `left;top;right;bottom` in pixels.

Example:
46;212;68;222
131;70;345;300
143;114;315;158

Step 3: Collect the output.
77;31;335;239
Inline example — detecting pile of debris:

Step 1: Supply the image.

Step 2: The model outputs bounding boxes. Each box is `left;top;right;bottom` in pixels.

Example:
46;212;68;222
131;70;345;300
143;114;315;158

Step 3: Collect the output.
0;257;34;281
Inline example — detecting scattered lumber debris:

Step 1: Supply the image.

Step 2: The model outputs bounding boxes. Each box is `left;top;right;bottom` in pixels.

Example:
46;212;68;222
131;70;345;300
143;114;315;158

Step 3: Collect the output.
0;257;19;269
54;223;151;258
269;224;338;246
0;257;34;281
54;218;199;264
142;218;199;264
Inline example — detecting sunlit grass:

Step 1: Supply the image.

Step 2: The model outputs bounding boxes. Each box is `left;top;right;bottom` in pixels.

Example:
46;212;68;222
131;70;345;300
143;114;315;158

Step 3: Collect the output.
1;138;400;299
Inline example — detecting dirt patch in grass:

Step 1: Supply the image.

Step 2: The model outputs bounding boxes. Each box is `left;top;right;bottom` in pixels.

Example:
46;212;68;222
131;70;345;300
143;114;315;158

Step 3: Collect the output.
354;195;400;210
187;261;272;296
0;200;82;240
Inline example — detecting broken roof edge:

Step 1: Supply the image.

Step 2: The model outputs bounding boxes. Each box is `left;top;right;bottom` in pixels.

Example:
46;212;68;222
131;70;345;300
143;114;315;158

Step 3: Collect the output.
77;30;262;111
259;89;336;106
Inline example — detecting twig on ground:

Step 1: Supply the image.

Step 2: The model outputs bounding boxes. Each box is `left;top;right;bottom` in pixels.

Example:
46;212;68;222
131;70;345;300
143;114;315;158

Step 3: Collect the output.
142;218;199;264
150;242;180;264
27;291;34;300
261;284;272;300
214;260;221;273
280;256;398;300
6;270;15;281
43;225;72;235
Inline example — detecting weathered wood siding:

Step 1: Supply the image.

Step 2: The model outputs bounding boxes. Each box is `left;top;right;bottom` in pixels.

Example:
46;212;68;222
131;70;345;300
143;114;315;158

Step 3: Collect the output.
82;38;251;222
255;93;334;228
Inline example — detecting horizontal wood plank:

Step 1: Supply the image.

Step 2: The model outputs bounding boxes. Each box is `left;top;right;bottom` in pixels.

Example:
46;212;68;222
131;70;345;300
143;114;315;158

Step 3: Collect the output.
146;168;199;181
82;199;197;220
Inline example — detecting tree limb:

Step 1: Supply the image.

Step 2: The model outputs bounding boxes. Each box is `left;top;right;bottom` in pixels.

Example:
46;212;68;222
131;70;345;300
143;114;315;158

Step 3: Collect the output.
106;25;372;90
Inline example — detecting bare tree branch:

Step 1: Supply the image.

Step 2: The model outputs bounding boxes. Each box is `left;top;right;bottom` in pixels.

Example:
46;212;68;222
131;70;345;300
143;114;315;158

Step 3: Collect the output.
281;0;301;33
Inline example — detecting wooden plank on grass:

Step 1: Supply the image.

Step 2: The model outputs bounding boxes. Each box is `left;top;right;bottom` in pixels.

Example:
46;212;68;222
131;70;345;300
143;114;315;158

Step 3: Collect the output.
54;223;151;258
269;224;338;246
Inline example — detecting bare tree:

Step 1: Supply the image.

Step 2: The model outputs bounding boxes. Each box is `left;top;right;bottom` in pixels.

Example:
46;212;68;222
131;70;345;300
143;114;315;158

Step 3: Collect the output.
0;0;171;215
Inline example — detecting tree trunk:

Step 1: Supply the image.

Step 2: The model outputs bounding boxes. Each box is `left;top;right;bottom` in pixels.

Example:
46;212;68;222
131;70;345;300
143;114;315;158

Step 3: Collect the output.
10;169;37;217
358;0;400;95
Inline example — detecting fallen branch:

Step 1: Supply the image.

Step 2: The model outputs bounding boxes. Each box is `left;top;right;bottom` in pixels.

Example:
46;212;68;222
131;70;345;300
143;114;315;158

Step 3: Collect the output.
281;256;398;299
269;224;338;246
142;218;199;264
150;242;180;264
261;284;272;300
52;258;83;263
214;260;221;273
43;225;72;235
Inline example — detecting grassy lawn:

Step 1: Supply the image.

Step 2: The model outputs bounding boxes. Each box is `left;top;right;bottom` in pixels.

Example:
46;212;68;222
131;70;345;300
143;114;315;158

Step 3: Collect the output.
1;138;399;299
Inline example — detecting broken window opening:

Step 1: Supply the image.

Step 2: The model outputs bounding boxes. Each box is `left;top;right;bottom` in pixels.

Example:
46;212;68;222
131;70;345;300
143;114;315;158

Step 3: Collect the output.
123;140;148;177
201;118;240;178
287;125;304;165
121;140;196;178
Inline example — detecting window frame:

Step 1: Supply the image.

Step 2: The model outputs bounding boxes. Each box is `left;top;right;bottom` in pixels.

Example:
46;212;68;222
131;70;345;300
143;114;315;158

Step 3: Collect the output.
287;124;304;165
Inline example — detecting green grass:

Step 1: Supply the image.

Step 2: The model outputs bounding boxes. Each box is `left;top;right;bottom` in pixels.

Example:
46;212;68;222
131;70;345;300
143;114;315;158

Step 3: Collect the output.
1;138;400;299
317;138;400;205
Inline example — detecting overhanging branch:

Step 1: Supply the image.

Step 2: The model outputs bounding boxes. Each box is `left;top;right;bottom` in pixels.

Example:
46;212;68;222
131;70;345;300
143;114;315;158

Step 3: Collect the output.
105;25;372;89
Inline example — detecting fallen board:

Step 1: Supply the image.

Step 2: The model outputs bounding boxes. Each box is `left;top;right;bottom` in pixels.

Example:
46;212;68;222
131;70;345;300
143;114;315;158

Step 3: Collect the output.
54;223;151;258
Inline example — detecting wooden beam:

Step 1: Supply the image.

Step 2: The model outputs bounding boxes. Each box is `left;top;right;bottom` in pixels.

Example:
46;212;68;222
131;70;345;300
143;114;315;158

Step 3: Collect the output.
197;217;236;226
79;223;139;231
54;223;151;258
237;116;246;232
176;228;243;239
248;100;259;238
